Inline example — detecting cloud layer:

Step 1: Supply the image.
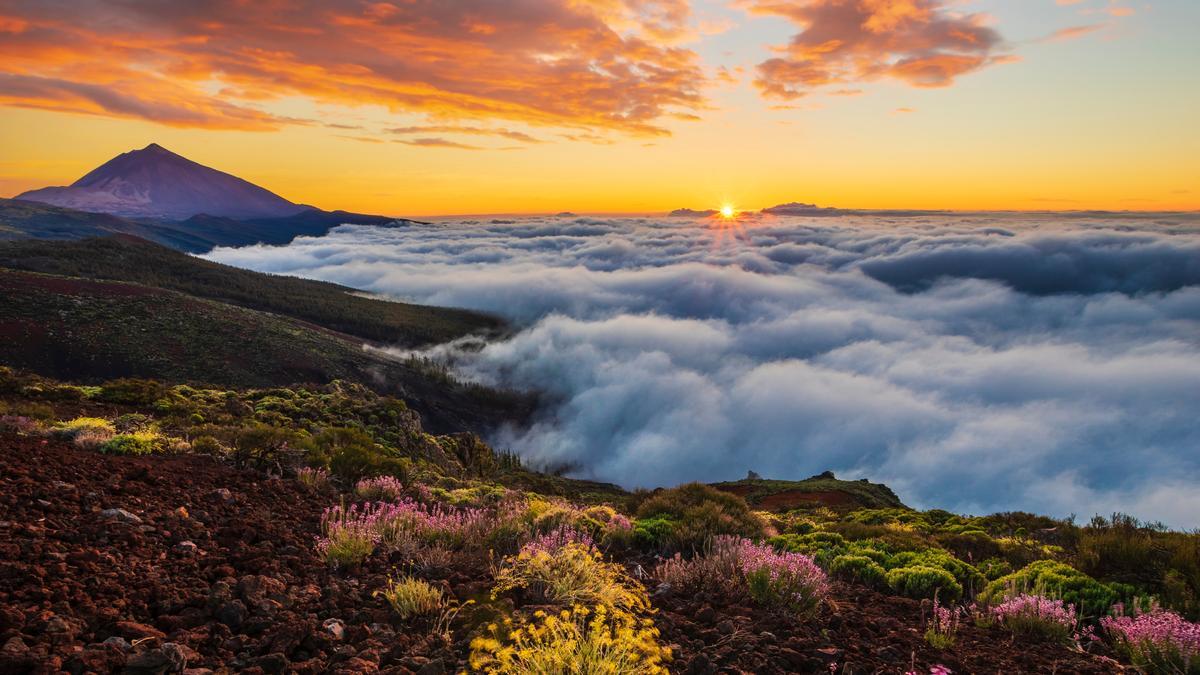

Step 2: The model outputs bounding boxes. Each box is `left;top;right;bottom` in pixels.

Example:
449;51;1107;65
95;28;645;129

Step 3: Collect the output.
205;212;1200;526
0;0;704;134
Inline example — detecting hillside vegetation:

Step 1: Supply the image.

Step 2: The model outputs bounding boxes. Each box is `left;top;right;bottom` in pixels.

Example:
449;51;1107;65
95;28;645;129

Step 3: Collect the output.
0;236;502;346
2;368;1198;673
0;267;527;434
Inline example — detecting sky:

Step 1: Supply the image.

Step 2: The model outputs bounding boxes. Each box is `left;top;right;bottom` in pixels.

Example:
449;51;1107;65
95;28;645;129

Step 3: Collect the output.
1;0;1198;216
204;211;1200;526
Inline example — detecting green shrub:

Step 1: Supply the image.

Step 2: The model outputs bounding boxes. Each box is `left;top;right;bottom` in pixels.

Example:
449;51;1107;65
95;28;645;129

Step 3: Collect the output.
96;379;165;405
635;483;764;553
191;435;225;456
633;515;676;549
888;550;986;598
100;431;163;456
830;554;887;589
980;560;1120;618
886;566;963;601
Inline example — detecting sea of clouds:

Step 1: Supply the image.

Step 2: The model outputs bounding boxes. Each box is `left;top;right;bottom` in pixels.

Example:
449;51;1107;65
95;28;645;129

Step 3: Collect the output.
205;212;1200;526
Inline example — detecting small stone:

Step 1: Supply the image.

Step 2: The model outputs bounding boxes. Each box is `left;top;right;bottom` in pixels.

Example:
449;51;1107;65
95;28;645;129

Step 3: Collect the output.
123;642;187;674
322;618;345;641
759;631;778;643
175;541;198;556
2;636;28;654
215;601;247;630
696;605;715;623
103;636;132;651
212;489;233;502
716;619;735;636
101;508;142;524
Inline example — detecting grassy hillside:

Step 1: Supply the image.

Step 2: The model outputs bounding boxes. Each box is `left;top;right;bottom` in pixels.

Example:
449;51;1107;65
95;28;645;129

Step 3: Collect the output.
0;269;528;434
0;236;503;347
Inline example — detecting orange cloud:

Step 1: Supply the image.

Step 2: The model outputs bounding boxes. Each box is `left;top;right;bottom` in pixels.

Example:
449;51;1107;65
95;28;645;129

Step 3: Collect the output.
741;0;1008;99
0;0;706;135
388;125;545;144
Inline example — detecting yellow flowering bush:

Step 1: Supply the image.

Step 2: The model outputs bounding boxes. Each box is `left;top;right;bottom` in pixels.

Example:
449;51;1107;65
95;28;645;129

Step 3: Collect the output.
492;543;649;612
469;605;671;674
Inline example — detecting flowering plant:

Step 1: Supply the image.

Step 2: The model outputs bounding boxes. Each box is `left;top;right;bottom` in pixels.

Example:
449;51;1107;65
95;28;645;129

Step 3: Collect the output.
991;594;1078;642
737;538;829;616
1102;604;1200;674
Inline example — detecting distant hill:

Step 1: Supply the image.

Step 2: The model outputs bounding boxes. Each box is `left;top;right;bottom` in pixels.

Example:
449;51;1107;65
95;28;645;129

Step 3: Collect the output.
712;471;905;511
7;144;415;252
0;236;503;346
17;143;307;221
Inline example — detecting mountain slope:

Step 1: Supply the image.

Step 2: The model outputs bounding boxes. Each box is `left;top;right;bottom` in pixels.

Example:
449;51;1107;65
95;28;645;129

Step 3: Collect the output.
0;260;529;434
0;236;503;346
16;143;308;220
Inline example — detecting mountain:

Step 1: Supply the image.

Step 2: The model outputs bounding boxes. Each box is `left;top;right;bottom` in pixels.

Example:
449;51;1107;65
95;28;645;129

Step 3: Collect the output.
16;143;309;221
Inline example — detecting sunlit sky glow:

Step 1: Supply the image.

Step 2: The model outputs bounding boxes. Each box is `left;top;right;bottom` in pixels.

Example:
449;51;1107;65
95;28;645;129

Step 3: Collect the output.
1;0;1197;215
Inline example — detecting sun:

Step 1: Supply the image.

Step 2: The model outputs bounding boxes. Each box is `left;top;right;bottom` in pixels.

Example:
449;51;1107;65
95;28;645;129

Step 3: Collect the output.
720;204;735;219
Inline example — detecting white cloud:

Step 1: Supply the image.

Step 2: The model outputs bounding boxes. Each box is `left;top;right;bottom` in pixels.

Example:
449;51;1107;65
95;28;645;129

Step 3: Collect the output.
205;212;1200;526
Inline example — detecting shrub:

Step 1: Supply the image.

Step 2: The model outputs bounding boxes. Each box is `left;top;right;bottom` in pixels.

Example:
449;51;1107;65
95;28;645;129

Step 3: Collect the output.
469;605;671;674
887;566;963;602
190;435;225;456
96;378;165;405
1102;606;1200;674
635;483;764;552
316;502;380;567
313;427;410;482
831;554;888;589
739;539;829;616
53;417;115;440
355;475;405;501
981;560;1119;618
374;576;445;620
655;536;744;596
492;543;649;612
72;429;113;451
633;515;676;549
100;431;163;456
991;594;1078;643
888;550;986;598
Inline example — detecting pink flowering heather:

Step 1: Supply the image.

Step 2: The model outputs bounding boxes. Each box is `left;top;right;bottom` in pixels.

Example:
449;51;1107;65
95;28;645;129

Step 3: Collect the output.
316;501;383;566
737;538;829;616
367;498;491;550
1102;608;1200;674
992;594;1078;642
925;597;961;649
354;475;405;501
520;525;595;555
905;667;952;675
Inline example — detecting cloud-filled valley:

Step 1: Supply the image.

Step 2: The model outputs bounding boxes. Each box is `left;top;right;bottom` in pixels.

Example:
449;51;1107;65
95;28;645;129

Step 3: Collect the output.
205;213;1200;526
